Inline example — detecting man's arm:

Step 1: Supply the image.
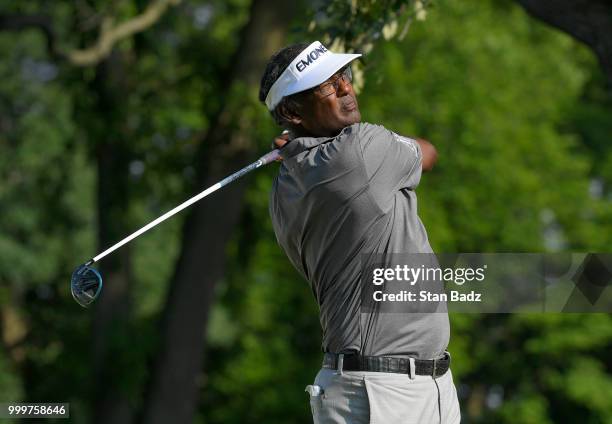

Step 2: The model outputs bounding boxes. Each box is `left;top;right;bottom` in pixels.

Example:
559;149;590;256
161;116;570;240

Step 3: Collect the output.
416;138;438;172
273;129;438;172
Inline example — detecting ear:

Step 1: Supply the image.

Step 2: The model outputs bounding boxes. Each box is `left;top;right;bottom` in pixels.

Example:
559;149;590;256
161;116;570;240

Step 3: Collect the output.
278;103;302;126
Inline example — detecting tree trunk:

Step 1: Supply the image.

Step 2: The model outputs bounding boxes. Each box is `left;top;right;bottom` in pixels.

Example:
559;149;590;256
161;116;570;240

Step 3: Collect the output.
90;53;135;424
140;0;298;423
515;0;612;87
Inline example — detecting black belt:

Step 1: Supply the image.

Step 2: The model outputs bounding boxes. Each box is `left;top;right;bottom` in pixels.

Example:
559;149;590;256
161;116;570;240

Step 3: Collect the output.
322;352;450;378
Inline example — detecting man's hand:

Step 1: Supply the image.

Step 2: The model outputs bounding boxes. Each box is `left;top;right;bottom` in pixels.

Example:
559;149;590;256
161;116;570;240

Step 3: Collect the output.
271;131;291;161
415;138;438;172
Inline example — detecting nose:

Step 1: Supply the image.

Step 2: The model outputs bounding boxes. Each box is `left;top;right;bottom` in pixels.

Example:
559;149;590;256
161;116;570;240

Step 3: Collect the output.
335;76;353;97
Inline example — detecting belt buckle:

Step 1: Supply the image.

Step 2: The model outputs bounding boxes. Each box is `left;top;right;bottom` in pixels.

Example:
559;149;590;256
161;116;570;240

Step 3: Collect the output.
432;357;437;377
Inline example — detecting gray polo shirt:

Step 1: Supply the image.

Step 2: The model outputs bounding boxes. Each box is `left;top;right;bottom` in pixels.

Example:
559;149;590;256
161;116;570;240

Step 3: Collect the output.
269;122;449;359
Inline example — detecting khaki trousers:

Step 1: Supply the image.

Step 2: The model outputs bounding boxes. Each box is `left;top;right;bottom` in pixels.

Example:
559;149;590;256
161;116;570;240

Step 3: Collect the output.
307;367;461;424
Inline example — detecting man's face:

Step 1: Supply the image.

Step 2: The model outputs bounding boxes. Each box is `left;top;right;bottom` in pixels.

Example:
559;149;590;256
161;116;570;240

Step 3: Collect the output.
293;67;361;137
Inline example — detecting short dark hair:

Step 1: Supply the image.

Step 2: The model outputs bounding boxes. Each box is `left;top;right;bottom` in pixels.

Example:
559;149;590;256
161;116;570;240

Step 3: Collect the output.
259;42;310;126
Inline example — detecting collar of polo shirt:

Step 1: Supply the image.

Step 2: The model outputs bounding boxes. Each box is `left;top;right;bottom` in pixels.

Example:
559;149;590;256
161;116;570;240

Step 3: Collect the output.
265;41;361;111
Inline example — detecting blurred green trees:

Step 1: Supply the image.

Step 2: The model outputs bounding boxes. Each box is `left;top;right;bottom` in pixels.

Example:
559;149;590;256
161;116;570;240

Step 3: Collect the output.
0;0;610;423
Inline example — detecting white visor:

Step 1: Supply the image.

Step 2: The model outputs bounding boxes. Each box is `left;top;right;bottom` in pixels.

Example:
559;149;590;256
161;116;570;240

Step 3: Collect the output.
265;41;361;111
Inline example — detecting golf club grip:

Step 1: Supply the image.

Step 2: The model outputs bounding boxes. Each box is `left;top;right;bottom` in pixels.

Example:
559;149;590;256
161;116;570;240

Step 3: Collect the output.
91;150;279;263
259;149;281;165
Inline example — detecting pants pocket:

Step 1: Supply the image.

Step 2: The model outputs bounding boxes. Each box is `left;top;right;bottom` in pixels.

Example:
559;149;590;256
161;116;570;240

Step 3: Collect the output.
307;369;370;424
306;384;324;422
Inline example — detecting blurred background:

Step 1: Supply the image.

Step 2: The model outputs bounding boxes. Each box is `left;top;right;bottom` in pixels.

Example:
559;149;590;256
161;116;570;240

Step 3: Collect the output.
1;0;611;423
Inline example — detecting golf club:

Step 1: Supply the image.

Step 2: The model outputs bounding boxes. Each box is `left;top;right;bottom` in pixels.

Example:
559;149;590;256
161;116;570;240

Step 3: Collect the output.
71;148;281;307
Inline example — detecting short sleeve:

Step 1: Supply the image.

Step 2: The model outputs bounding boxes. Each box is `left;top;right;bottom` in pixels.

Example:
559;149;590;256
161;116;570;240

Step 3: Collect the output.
359;123;423;200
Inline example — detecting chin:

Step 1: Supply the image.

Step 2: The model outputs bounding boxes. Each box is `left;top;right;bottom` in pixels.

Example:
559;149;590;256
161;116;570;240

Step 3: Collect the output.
344;110;361;125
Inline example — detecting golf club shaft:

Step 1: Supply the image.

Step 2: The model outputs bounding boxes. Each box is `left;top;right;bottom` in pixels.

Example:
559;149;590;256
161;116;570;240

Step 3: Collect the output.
89;149;281;264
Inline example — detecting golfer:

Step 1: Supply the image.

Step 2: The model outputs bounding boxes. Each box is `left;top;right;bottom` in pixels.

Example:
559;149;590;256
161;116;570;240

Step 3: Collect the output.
259;41;461;424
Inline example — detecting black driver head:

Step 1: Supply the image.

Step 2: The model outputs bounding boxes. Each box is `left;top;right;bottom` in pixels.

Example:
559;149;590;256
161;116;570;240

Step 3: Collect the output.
71;264;102;307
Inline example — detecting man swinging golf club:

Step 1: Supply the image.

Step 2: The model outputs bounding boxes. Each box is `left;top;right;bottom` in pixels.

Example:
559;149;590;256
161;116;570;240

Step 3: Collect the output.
259;41;461;423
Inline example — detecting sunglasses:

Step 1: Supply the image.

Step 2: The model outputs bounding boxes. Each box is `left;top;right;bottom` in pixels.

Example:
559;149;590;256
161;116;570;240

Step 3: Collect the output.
312;66;353;98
